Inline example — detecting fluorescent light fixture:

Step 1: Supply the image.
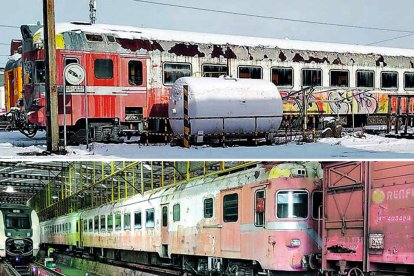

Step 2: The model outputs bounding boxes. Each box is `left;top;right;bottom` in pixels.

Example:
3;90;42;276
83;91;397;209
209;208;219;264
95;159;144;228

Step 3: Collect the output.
5;186;16;193
51;195;59;200
143;163;152;171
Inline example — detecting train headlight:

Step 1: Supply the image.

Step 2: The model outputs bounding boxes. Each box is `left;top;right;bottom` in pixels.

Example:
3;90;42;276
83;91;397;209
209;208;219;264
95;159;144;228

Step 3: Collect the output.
290;239;301;247
27;232;30;237
6;232;11;237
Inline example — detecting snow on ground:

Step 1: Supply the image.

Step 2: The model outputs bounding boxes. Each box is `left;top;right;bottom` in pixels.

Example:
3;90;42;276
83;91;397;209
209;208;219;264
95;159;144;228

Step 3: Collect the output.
1;130;414;160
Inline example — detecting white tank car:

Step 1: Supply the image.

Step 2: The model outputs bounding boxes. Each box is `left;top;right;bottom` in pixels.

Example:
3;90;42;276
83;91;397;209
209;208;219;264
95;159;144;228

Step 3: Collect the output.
168;77;283;136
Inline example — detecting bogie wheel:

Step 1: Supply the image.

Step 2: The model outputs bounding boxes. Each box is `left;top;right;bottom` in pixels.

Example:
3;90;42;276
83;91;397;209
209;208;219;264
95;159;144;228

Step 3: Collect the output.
347;267;364;276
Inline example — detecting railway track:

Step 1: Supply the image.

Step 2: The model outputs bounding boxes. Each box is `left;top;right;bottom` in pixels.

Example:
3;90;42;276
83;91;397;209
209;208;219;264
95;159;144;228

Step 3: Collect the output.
1;261;30;276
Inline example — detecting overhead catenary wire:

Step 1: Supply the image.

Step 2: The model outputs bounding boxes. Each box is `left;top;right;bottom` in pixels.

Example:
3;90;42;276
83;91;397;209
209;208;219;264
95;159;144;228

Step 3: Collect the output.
132;0;414;34
0;24;19;29
368;33;414;45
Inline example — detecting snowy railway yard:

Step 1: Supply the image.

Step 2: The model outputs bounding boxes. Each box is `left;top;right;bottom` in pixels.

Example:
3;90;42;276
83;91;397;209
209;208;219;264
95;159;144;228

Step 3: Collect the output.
1;130;414;159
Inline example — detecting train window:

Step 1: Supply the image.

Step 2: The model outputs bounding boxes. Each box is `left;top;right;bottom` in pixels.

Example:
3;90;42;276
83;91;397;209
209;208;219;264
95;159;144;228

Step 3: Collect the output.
69;222;71;232
83;220;87;232
276;190;308;219
94;59;114;79
108;214;113;232
312;191;323;220
163;63;192;86
86;33;104;42
223;193;238;222
302;69;322;87
356;70;374;88
238;66;262;79
64;58;78;66
173;204;180;222
204;198;213;218
100;215;106;231
88;219;93;232
124;213;131;230
330;70;349;87
76;222;79;233
404;72;414;89
255;190;265;227
202;64;228;77
5;215;30;229
35;60;46;83
146;208;155;228
128;61;143;86
94;216;99;232
381;71;398;89
134;211;142;229
107;35;116;43
271;67;293;87
115;213;121;231
162;206;168;227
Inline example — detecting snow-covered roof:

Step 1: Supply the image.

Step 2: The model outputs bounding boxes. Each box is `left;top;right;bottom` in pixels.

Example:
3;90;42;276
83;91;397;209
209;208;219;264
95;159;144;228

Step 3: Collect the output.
33;22;414;58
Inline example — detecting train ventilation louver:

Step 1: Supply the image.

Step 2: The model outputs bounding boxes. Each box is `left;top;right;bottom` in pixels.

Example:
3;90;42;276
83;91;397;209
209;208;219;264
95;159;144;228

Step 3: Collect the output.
5;238;33;257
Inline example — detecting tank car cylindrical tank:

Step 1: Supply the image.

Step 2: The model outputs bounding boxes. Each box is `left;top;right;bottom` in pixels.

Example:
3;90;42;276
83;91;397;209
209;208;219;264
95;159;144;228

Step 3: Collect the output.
168;77;283;137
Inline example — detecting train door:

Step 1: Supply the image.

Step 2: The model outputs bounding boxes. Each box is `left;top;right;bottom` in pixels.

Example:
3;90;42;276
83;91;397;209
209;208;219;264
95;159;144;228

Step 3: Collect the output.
120;56;148;121
77;218;83;248
220;189;241;254
160;204;169;257
323;162;367;269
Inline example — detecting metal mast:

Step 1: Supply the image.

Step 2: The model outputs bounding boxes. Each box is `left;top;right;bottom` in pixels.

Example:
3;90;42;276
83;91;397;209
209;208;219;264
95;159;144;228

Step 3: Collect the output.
90;0;97;24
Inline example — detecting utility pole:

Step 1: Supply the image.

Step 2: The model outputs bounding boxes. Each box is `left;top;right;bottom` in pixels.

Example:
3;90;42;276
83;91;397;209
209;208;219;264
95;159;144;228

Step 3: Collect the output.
43;0;60;152
90;0;97;24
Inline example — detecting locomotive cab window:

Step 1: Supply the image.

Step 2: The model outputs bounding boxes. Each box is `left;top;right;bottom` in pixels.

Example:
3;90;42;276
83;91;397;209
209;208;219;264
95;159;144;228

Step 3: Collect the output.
115;213;121;231
124;212;131;230
134;211;142;229
238;66;262;79
173;204;180;222
5;214;30;229
202;64;228;77
128;61;143;86
276;190;308;219
381;71;398;89
330;70;349;87
146;208;155;228
223;193;239;222
271;67;293;87
255;190;265;227
302;69;322;87
163;62;192;86
312;191;323;220
356;70;374;88
35;60;46;84
100;215;106;231
86;33;104;42
94;59;114;79
204;198;213;218
162;206;168;227
107;214;113;232
404;72;414;89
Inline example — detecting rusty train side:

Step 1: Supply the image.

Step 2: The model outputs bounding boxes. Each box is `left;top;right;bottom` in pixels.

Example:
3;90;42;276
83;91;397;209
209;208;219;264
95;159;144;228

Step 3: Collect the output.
323;162;414;275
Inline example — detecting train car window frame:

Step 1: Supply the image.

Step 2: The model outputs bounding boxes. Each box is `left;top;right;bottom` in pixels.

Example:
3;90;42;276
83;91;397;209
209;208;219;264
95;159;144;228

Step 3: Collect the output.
276;190;309;220
223;193;239;223
128;60;143;86
356;70;375;88
94;58;114;79
124;212;131;230
254;190;265;227
302;68;322;87
238;65;263;79
330;69;350;87
146;208;155;228
94;216;99;232
115;213;122;231
271;66;294;88
134;210;142;229
204;198;214;219
107;213;113;232
312;191;323;220
202;64;228;78
404;72;414;90
162;206;168;227
34;60;46;84
106;35;117;43
100;215;106;232
85;33;104;42
173;204;180;222
162;62;192;86
381;71;398;90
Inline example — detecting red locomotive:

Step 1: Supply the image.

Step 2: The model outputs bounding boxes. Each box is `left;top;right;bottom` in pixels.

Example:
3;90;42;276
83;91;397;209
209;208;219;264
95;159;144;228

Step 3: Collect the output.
322;162;414;275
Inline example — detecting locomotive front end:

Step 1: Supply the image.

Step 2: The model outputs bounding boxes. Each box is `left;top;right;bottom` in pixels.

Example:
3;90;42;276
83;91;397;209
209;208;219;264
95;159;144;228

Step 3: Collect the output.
0;204;40;263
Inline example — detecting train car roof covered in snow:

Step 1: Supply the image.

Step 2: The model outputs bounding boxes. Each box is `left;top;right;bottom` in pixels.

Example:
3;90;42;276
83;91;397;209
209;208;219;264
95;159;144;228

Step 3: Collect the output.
30;22;414;58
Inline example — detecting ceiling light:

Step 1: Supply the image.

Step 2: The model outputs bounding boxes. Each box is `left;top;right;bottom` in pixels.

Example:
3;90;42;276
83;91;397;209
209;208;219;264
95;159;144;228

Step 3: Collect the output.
5;186;16;193
143;163;152;171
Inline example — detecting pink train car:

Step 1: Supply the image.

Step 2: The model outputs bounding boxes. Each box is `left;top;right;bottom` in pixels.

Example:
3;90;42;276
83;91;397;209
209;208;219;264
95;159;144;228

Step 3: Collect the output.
322;162;414;275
